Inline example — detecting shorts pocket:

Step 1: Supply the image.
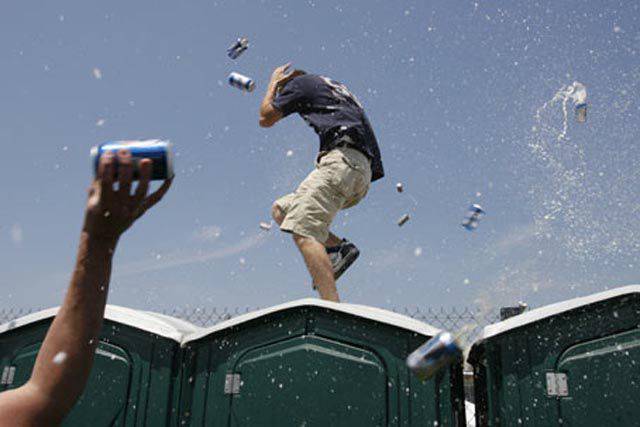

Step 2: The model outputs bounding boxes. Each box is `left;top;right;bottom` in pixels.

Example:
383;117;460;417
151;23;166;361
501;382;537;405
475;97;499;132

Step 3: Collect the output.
318;150;370;199
332;164;364;199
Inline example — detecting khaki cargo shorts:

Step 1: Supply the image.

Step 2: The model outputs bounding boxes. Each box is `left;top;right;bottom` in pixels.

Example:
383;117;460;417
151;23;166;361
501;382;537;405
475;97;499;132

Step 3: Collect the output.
275;146;372;243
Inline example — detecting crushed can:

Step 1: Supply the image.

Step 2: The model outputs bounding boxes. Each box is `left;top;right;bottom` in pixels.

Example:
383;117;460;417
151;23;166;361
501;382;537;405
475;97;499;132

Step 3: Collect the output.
406;331;463;381
227;37;249;60
462;204;485;231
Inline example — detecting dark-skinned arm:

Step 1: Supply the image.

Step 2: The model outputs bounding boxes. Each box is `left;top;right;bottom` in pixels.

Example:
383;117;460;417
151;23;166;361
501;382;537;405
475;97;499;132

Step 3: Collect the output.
0;150;172;426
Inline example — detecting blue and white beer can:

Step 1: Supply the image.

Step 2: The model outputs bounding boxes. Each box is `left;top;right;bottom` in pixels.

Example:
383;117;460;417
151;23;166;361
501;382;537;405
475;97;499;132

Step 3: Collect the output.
575;102;587;123
406;331;463;381
227;37;249;60
90;139;174;181
462;203;485;231
228;72;255;92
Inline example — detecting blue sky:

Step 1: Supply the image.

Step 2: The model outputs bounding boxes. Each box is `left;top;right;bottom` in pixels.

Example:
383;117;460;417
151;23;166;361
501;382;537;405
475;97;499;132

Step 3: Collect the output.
1;0;638;314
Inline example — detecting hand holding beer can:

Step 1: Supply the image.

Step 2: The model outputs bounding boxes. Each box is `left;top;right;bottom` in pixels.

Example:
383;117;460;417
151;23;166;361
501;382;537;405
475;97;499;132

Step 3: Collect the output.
90;140;174;181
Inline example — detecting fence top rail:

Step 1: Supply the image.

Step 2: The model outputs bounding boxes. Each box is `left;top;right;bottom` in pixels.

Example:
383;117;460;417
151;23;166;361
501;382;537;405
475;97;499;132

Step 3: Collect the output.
0;305;501;333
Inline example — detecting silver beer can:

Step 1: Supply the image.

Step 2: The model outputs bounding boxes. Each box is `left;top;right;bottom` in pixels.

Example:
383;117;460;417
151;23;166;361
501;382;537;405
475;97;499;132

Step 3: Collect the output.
397;213;410;226
228;72;255;92
227;37;249;60
407;331;463;381
462;204;485;231
575;102;587;123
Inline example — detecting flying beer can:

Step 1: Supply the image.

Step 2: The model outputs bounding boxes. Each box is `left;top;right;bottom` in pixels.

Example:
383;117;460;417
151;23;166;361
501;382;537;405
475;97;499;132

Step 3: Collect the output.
575;102;587;123
90;139;174;181
259;221;273;231
462;204;485;231
406;331;463;381
397;213;410;226
228;72;255;92
227;37;249;60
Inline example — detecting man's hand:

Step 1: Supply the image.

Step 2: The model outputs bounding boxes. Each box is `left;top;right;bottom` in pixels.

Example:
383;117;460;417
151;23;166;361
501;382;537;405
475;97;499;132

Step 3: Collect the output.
83;149;172;242
260;63;305;127
0;149;173;426
269;62;305;92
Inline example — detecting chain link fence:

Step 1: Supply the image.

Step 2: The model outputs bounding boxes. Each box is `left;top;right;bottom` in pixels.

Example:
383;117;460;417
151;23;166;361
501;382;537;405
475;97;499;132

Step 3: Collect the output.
0;308;43;325
393;306;499;337
0;305;500;332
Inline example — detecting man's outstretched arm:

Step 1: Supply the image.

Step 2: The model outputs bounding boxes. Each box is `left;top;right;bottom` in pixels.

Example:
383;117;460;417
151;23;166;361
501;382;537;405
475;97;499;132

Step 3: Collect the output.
259;62;304;127
0;150;171;426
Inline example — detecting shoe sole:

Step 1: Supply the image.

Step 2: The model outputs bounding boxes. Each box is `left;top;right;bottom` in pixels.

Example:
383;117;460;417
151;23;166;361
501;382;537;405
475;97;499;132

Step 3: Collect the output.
312;247;360;290
333;247;360;280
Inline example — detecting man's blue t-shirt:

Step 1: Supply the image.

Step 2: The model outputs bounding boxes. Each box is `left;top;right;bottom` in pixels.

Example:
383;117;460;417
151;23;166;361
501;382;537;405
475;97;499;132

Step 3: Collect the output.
272;74;384;182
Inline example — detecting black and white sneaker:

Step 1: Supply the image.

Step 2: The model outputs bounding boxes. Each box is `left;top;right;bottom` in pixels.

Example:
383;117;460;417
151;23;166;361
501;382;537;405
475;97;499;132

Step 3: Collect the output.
327;239;360;280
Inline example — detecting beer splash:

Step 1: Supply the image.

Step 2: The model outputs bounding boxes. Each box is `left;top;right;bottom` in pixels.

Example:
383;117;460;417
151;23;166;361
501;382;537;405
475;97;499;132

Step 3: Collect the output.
528;75;640;263
534;81;587;142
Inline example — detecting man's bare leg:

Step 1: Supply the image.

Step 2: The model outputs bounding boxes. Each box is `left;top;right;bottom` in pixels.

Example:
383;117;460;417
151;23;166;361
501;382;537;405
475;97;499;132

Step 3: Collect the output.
272;203;341;300
293;234;340;302
272;204;342;248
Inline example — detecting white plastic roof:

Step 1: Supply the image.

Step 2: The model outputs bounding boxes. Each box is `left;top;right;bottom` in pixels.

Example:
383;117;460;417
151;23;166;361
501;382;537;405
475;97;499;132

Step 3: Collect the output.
479;285;640;342
185;298;441;344
0;305;200;342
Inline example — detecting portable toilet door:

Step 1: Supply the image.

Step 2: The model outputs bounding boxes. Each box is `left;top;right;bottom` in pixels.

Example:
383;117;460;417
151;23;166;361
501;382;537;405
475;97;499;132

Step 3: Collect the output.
180;299;466;426
230;333;388;424
468;285;640;426
552;293;640;426
0;305;200;426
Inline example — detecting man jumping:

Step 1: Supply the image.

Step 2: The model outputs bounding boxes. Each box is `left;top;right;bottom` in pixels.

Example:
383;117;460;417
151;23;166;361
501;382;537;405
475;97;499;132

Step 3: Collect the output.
259;63;384;302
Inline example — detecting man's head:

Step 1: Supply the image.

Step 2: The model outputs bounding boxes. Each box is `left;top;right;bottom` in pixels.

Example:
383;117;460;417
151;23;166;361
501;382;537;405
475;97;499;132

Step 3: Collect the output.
270;63;306;91
278;69;306;91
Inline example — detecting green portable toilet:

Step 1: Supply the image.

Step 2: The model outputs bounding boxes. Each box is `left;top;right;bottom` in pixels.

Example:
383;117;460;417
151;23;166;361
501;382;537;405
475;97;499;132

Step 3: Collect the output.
468;285;640;426
0;305;200;426
180;298;466;426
